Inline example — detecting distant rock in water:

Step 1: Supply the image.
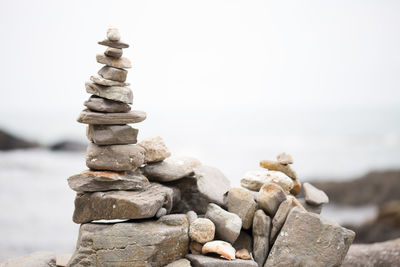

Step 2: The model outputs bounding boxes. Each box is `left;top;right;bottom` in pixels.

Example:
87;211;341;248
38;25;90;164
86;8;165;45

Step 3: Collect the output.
49;140;86;152
0;128;40;150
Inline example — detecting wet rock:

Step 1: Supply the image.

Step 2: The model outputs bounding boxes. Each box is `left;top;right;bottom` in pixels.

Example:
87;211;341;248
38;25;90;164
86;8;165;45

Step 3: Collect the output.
90;75;129;87
165;259;192;267
186;254;258;267
235;249;251;260
202;240;236;260
290;179;301;195
256;183;287;216
259;160;297;179
98;39;129;49
187;210;198;224
190;241;204;255
189;218;215;244
78;109;146;125
233;231;253;253
72;183;174;223
252;209;270;267
84;95;131;113
265;207;355;267
85;82;133;104
205;203;242;244
1;251;56;267
98;66;127;82
297;198;322;214
227;188;257;229
87;125;138;145
96;54;131;68
142;156;200;182
155;207;167;218
270;198;294;242
107;27;120;41
68;169;149;192
104;47;123;58
303;182;329;205
138;136;171;163
68;214;189;267
240;170;293;193
276;152;293;165
86;143;145;171
56;254;72;267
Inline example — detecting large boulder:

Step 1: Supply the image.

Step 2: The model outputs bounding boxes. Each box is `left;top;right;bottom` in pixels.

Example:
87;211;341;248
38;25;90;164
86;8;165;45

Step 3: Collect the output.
67;215;189;267
1;251;56;267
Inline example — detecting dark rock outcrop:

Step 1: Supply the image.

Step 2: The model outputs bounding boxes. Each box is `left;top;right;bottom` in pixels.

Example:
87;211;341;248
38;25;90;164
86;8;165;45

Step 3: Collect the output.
0;129;39;150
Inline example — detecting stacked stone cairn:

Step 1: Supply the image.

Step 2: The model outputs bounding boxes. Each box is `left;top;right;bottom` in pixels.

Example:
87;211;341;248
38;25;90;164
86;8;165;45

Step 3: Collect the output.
62;28;355;267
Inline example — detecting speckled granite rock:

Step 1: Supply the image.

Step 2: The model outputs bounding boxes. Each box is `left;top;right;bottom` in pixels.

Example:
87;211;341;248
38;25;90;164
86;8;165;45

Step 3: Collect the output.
189;218;215;244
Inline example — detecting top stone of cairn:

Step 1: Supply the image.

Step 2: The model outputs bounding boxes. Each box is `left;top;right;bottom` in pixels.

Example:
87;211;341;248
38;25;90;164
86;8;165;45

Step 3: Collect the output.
107;27;120;41
98;27;129;49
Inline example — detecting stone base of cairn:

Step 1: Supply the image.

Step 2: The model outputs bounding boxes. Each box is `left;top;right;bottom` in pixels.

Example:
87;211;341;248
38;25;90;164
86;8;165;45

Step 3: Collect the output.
62;28;355;267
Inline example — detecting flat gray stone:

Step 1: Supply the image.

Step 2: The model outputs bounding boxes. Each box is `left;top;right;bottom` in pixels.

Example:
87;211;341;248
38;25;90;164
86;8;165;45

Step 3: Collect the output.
138;136;171;163
96;54;131;69
98;39;129;49
85;82;133;104
105;47;123;58
68;169;150;192
205;203;242;244
72;182;174;223
252;209;270;267
227;188;257;230
1;251;56;267
298;198;322;214
78;109;146;125
186;254;258;267
303;182;329;205
84;95;131;113
86;143;145;171
68;215;188;267
98;66;127;82
256;183;287;217
90;75;129;87
270;198;294;242
265;207;355;267
87;125;138;145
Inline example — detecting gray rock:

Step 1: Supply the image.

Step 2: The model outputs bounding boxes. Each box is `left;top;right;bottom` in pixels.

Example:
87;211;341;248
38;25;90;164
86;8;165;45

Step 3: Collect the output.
78;109;146;125
98;39;129;49
156;207;167;218
169;165;231;214
68;169;149;192
227;188;257;230
233;230;253;252
138;136;171;163
56;254;72;267
270;198;294;242
303;182;329;205
187;210;198;224
190;241;204;255
86;143;145;171
252;209;270;267
85;82;133;104
105;47;123;58
84;95;131;113
165;259;192;267
1;251;56;267
298;198;322;214
68;215;188;267
142;156;201;182
98;66;128;82
96;54;131;69
205;203;242;244
265;207;355;267
186;254;258;267
189;218;215;244
256;183;287;217
342;238;400;267
107;27;120;41
90;75;129;87
72;182;174;223
87;125;138;145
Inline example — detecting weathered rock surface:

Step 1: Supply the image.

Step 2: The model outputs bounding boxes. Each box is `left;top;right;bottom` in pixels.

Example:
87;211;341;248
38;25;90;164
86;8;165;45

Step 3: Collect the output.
68;215;189;267
56;254;72;267
205;203;242;244
233;231;253;253
98;66;127;82
227;188;257;229
142;156;201;182
1;251;56;267
303;182;329;205
85;82;133;104
265;207;355;267
90;75;129;87
256;183;287;216
72;182;174;223
169;165;231;214
276;152;293;165
240;170;293;193
105;47;123;58
138;136;171;163
87;125;138;145
186;254;258;267
78;110;146;125
259;160;297;179
96;54;131;69
189;218;215;244
235;248;251;260
202;240;236;260
86;143;145;171
252;209;270;267
165;258;192;267
107;27;120;41
68;170;149;192
98;39;129;49
84;95;131;113
270;198;294;242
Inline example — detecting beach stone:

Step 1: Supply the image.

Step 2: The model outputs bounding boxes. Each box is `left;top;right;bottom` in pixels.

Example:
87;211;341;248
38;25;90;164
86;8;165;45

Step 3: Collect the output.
68;214;188;267
96;54;131;69
290;179;301;195
1;251;56;267
256;183;287;216
156;207;167;218
105;47;123;58
298;198;322;214
276;152;293;165
233;231;253;252
227;188;257;229
142;156;200;182
85;82;133;104
169;165;231;214
98;66;127;82
87;125;138;145
187;210;198;224
286;195;307;211
259;160;297;179
270;198;294;242
240;170;293;193
84;95;131;113
205;203;242;244
72;182;174;223
68;169;149;192
265;207;355;267
303;182;329;205
86;143;145;171
56;254;72;267
90;75;129;87
186;254;258;267
189;218;215;244
107;27;120;41
190;241;203;255
165;259;192;267
78;109;146;125
235;249;251;260
138;136;171;163
202;240;236;260
252;209;270;267
98;39;129;49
